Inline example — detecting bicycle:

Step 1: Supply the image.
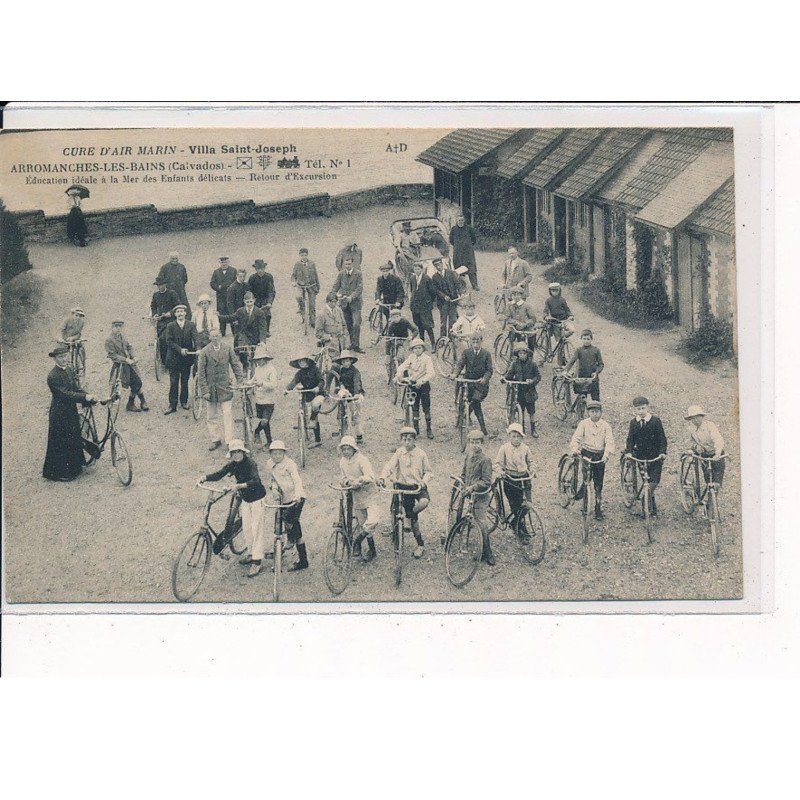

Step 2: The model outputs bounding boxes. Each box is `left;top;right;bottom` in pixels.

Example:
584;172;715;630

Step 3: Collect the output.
557;453;605;544
493;286;512;319
58;339;87;386
264;495;301;602
395;378;417;426
533;317;575;367
79;392;133;486
323;483;355;595
493;321;533;373
297;283;315;336
620;454;666;544
382;336;407;403
453;376;483;452
434;333;468;377
290;386;320;468
679;451;730;556
106;362;124;426
446;473;545;583
314;339;334;377
233;381;258;449
143;315;168;381
368;301;396;345
444;477;492;587
171;481;246;601
184;350;205;422
235;344;258;380
378;482;422;588
500;378;532;432
551;369;593;423
331;392;359;439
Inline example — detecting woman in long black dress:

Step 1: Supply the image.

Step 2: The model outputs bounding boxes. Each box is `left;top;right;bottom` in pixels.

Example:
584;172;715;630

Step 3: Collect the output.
66;196;88;246
43;345;96;481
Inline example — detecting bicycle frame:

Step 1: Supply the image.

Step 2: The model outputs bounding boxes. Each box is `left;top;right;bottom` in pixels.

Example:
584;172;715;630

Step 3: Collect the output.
235;345;258;379
263;496;298;602
621;454;663;544
397;380;417;426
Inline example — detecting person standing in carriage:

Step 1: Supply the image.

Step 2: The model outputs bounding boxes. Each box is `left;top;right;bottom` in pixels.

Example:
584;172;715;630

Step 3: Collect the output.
449;213;478;291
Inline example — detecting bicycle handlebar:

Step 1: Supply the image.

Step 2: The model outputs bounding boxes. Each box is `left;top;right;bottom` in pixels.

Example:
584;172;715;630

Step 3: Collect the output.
455;377;482;383
377;483;422;495
58;339;88;345
497;472;532;483
683;451;728;462
263;499;300;509
624;454;666;464
579;454;605;465
502;379;533;385
196;480;234;495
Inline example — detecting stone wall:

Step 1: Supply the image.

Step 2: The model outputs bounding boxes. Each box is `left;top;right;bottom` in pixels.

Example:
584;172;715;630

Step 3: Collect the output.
10;183;433;245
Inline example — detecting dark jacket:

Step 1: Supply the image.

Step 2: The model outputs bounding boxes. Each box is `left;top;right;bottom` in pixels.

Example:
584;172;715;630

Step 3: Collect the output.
328;364;365;396
104;333;142;389
210;266;238;313
42;365;91;481
248;272;276;311
431;268;461;307
505;357;541;404
625;416;668;460
151;288;180;334
332;268;363;308
410;272;436;316
163;319;196;370
157;261;190;308
219;306;268;346
461;450;493;495
226;280;248;314
335;244;363;271
205;455;266;503
567;344;604;379
376;274;405;307
455;347;493;402
197;339;244;403
286;365;325;393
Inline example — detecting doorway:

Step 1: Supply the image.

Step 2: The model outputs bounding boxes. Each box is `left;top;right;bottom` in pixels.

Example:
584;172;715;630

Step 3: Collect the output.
554;195;567;257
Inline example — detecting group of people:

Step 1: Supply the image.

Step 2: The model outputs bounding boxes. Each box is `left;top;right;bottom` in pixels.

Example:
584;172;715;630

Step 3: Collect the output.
42;230;728;586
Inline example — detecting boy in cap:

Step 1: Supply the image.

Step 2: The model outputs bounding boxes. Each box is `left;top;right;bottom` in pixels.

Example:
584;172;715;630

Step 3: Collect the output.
565;329;604;401
684;406;726;486
156;251;191;316
376;261;406;325
105;319;148;412
265;440;309;571
192;293;220;351
150;278;179;364
197;327;245;450
59;307;87;381
338;436;380;562
328;350;366;443
493;422;536;540
461;428;496;565
219;291;268;369
210;256;238;336
570;399;615;519
291;248;320;328
452;331;493;437
252;344;277;448
379;426;433;558
503;245;533;299
505;285;538;352
284;354;326;447
396;338;436;439
502;341;541;437
543;282;575;339
624;397;668;515
247;260;275;334
202;438;267;578
316;292;348;357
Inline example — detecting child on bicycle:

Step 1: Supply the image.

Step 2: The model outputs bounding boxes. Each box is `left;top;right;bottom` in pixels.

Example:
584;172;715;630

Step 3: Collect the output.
502;341;541;438
265;440;309;572
570;399;615;520
379;426;433;558
493;422;535;539
284;353;325;448
450;298;485;364
251;343;277;448
452;331;493;438
60;306;86;343
624;396;668;516
105;319;148;412
202;438;267;578
328;350;365;443
461;428;496;565
684;405;726;486
376;261;406;326
291;248;320;328
504;286;538;352
543;282;575;338
338;435;380;563
316;292;348;358
396;337;436;439
384;307;418;375
565;329;604;401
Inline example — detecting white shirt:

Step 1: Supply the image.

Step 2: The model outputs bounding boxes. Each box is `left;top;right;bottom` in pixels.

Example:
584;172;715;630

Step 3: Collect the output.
571;417;615;455
493;442;534;476
382;446;432;486
451;314;486;337
266;457;304;502
397;352;436;386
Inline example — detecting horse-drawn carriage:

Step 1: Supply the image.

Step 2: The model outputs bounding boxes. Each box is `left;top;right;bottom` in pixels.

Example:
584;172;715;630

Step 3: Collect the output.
389;217;451;292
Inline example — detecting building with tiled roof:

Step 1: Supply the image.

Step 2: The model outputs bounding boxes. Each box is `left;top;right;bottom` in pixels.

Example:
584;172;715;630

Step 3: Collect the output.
523;129;604;190
416;129;521;173
686;178;735;238
495;129;565;180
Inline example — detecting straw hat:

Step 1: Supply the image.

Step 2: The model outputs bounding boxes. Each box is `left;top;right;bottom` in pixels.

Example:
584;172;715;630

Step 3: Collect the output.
269;440;287;452
507;422;524;435
333;350;358;364
226;439;250;457
684;405;706;419
409;337;426;350
338;435;359;451
196;293;211;305
289;354;313;369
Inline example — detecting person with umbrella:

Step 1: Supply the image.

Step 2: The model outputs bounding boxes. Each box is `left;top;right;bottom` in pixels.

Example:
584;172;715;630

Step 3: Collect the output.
156;252;191;318
65;185;89;247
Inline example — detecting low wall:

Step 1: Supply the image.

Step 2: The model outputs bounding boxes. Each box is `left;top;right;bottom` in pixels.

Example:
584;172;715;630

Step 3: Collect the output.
11;183;433;245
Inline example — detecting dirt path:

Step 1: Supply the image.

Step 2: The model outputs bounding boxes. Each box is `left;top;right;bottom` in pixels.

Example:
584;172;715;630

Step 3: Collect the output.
2;205;742;604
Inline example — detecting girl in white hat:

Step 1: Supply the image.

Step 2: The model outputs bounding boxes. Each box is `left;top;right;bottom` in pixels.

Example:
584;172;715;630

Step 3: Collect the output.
338;436;380;562
251;344;277;448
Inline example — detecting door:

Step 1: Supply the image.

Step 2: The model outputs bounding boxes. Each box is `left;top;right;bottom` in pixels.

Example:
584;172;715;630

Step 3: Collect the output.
554;195;567;257
675;233;694;331
592;204;605;276
523;186;538;243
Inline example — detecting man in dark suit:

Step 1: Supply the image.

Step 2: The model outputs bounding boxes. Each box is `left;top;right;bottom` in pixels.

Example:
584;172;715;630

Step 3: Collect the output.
226;268;249;318
247;259;276;335
210;256;238;336
150;277;180;364
163;305;196;414
409;262;436;350
332;256;364;352
157;252;191;318
218;291;268;370
624;396;668;515
431;258;460;339
452;331;493;436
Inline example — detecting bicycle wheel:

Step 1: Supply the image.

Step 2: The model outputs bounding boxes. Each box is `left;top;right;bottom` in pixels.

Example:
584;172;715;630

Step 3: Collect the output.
494;292;506;318
446;486;462;537
458;400;468;453
708;489;721;557
445;517;483;588
516;506;546;565
171;530;211;601
80;412;99;467
242;410;254;451
190;374;204;421
642;485;654;544
582;478;594;545
272;536;283;602
495;336;512;373
435;337;455;377
302;291;309;336
575;393;587;422
108;364;121;396
678;455;698;514
297;409;307;469
557;454;577;508
559;339;575;367
485;495;500;534
228;506;246;555
533;328;549;363
393;516;403;588
324;524;352;595
553;377;569;421
154;341;162;381
110;431;133;486
620;458;638;508
391;367;399;405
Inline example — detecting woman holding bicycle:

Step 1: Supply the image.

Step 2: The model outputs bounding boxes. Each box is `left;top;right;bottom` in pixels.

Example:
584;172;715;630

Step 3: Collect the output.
338;435;380;563
43;344;98;482
570;400;615;520
202;438;267;577
265;441;309;572
684;406;726;486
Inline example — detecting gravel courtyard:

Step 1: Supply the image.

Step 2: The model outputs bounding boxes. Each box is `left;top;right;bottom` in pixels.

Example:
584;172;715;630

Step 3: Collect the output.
2;201;743;604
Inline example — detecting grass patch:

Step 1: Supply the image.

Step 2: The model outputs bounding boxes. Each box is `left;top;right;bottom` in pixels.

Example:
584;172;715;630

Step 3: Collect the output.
578;277;673;331
542;261;585;286
679;314;735;365
1;270;47;348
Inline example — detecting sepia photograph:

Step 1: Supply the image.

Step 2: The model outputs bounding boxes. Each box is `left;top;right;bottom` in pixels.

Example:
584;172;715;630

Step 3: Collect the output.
0;112;756;606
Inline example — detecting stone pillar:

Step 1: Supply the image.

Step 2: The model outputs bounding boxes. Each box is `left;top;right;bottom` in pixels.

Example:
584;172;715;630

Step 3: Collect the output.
707;234;720;318
625;216;637;290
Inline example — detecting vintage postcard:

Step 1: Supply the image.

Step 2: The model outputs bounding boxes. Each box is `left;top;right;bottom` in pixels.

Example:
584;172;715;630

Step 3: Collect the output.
0;105;767;610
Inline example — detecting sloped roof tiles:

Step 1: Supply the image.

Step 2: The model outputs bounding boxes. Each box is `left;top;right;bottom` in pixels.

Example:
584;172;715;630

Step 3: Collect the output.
686;179;736;238
523;129;604;189
495;129;565;179
416;129;521;173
